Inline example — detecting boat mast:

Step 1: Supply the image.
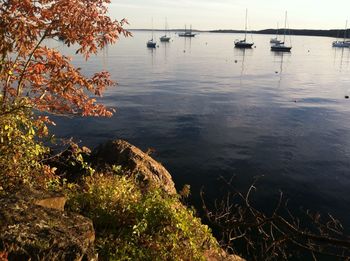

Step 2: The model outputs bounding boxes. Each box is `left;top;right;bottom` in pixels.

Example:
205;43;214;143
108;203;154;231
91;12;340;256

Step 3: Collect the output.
151;17;154;41
344;20;348;42
276;22;279;38
283;11;287;43
244;8;248;41
165;17;168;36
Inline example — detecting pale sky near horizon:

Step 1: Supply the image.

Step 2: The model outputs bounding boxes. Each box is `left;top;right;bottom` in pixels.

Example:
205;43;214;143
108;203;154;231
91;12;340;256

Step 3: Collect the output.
110;0;350;30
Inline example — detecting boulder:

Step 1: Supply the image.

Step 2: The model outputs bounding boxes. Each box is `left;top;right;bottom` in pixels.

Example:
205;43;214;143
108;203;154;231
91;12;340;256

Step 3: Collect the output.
0;189;96;261
204;249;246;261
93;140;176;195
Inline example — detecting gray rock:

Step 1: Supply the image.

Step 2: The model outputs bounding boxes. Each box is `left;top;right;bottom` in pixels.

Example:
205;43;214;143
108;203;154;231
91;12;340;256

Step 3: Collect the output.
93;140;176;195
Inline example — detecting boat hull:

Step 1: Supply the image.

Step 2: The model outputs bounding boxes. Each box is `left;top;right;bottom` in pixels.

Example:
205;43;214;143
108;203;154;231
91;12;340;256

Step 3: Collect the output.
147;42;156;48
179;34;195;37
332;41;350;48
271;45;291;52
160;36;171;42
234;42;254;48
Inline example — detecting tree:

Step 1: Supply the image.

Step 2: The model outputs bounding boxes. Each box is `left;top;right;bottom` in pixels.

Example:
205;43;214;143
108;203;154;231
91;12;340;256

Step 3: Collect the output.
0;0;130;191
0;0;131;117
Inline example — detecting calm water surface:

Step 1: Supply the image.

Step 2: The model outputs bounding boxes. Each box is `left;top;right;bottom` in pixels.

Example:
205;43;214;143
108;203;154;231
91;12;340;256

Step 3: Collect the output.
53;32;350;227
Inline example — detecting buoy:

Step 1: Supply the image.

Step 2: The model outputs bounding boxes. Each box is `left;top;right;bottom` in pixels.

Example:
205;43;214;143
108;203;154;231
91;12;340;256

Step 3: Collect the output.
275;71;278;74
345;96;349;99
234;60;238;63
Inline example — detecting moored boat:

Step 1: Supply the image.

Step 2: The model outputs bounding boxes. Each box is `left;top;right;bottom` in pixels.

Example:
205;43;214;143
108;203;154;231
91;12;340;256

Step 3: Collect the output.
234;39;254;48
332;21;349;48
179;25;196;37
332;41;350;47
270;23;284;44
178;32;196;37
160;18;171;42
147;40;156;48
271;12;291;52
234;9;254;49
270;38;284;44
147;18;157;48
271;43;292;52
160;35;171;42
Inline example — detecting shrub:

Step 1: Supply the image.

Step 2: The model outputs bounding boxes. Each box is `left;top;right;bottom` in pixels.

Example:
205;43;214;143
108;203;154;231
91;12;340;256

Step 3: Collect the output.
66;173;217;260
0;97;53;192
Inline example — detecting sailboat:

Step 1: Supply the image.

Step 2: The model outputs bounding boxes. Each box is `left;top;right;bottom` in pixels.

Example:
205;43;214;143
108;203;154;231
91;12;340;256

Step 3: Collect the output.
234;9;254;48
270;23;284;44
179;25;196;37
332;21;350;48
271;12;292;52
147;18;157;48
160;18;171;42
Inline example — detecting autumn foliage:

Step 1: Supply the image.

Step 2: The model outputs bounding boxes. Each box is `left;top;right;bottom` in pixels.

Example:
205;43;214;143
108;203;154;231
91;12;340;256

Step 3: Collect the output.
0;0;130;116
0;0;130;191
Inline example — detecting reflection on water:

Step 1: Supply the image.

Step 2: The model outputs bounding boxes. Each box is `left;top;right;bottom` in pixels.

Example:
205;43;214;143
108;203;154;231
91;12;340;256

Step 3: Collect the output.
333;47;350;71
273;52;290;88
53;32;350;230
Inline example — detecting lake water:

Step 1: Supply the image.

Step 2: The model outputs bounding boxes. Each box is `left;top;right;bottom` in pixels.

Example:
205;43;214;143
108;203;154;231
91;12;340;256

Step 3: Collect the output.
52;32;350;229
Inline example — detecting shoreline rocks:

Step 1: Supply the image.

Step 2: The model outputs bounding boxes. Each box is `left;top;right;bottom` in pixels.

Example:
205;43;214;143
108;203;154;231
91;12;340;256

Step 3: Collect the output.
0;189;96;261
92;140;177;195
0;140;245;261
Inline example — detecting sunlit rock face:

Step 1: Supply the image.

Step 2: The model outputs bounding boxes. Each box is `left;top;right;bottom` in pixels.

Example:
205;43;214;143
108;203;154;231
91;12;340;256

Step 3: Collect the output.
93;139;177;195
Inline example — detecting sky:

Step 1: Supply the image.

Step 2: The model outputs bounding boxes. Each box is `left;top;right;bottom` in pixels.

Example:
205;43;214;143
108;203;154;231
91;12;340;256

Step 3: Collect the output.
110;0;350;30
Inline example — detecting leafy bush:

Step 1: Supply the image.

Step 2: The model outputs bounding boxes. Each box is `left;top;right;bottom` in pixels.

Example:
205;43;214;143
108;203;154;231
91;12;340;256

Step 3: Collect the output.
66;173;218;260
0;97;54;192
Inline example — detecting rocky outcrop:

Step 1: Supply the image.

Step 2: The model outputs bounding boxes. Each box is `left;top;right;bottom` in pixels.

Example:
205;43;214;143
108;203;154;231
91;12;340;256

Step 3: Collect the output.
204;249;246;261
0;189;96;261
93;140;176;195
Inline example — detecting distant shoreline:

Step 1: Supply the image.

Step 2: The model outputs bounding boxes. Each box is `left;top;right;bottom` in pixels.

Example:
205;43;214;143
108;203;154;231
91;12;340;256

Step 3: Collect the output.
130;28;350;39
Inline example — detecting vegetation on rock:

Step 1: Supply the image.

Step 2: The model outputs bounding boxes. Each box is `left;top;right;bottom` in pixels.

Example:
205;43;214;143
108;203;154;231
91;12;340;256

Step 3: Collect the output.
66;173;218;260
0;97;51;192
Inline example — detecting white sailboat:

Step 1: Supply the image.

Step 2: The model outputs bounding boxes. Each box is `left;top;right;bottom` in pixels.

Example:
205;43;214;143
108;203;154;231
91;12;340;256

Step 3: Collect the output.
147;18;157;48
234;9;254;48
270;23;284;44
332;21;350;48
160;18;171;42
271;12;292;52
179;25;196;37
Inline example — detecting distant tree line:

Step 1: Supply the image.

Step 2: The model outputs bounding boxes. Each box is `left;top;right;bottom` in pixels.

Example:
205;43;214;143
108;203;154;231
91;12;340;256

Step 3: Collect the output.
210;29;350;38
